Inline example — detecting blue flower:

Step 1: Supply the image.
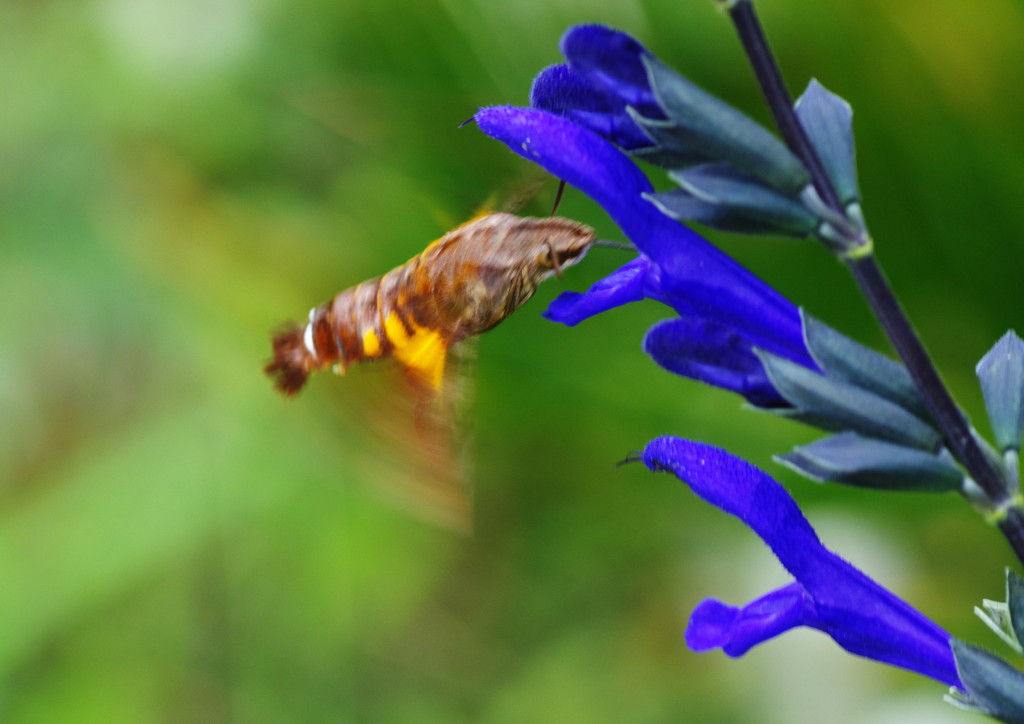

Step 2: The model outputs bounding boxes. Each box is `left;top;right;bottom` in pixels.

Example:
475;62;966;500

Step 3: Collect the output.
642;436;962;688
530;25;662;152
530;24;813;195
474;106;818;407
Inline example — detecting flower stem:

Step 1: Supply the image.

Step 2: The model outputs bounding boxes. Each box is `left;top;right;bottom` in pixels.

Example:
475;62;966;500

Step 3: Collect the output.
725;0;842;214
999;508;1024;562
847;258;1009;503
724;0;1024;564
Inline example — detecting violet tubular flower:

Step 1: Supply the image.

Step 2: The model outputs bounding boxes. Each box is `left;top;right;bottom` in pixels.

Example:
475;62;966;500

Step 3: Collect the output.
530;26;665;154
642;436;963;688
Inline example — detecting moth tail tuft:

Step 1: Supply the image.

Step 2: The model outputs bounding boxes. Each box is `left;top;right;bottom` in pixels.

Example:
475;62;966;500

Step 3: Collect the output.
265;324;313;396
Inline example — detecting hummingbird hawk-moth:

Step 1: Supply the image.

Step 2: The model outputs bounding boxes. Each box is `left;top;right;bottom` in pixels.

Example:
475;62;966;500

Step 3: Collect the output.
264;211;595;530
265;212;595;397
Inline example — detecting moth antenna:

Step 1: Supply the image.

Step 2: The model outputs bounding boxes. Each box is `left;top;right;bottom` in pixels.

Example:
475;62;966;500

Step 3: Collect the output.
265;323;313;396
594;239;636;252
550;179;567;216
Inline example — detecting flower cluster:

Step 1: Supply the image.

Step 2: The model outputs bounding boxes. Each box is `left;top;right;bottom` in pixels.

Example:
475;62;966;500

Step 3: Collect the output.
475;20;1024;718
476;33;959;497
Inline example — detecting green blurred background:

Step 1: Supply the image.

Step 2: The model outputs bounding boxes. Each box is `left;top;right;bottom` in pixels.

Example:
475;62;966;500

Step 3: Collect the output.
2;0;1023;721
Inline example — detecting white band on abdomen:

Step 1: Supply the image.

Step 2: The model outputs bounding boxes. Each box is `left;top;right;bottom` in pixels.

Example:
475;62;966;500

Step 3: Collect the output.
303;307;317;360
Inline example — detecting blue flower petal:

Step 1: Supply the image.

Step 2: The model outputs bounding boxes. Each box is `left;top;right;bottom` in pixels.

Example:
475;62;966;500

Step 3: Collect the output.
542;255;812;408
531;26;665;151
475;106;658;244
531;65;609;115
560;25;660;113
474;107;792;315
644;437;962;687
686;583;810;656
543;257;656;326
531;65;654;150
654;271;803;359
643;437;822;564
643;318;788;407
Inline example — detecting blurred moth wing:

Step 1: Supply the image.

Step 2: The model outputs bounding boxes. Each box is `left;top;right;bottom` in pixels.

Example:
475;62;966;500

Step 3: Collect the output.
327;342;476;533
386;338;477;532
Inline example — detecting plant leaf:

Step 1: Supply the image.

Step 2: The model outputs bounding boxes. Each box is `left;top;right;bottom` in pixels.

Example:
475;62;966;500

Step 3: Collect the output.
640;55;810;193
976;331;1024;451
948;640;1024;722
756;350;941;450
802;312;932;423
777;432;963;491
794;80;859;205
1008;569;1024;652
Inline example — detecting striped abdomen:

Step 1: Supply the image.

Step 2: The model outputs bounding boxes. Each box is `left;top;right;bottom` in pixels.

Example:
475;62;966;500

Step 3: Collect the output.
265;212;594;396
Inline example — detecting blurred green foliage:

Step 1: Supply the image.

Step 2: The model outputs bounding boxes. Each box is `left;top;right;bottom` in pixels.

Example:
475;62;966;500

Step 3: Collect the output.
2;0;1023;721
